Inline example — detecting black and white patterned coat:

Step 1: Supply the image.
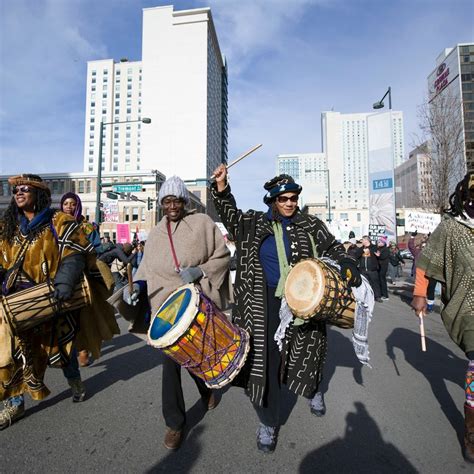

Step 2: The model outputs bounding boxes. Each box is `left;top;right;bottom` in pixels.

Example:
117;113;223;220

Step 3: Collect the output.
211;184;355;404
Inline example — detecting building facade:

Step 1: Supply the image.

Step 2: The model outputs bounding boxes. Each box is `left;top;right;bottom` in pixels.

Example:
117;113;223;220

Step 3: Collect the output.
395;143;433;210
82;5;228;218
428;43;474;173
0;171;205;242
141;5;228;214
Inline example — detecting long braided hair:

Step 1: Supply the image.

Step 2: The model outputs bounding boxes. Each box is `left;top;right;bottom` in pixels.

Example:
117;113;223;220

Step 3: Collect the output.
446;172;474;219
3;174;52;244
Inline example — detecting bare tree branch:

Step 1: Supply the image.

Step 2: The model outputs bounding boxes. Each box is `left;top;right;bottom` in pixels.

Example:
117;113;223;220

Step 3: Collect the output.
412;93;465;214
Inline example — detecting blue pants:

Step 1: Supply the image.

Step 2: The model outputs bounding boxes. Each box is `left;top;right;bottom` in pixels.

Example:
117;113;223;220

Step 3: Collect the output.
7;348;81;407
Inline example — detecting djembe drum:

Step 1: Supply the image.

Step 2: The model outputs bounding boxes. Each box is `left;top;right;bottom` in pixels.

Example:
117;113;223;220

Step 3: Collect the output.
148;284;250;388
1;277;91;335
284;258;356;329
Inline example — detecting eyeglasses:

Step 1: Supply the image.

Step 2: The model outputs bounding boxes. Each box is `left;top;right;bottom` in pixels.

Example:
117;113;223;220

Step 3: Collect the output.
162;198;184;207
12;185;32;195
276;195;298;203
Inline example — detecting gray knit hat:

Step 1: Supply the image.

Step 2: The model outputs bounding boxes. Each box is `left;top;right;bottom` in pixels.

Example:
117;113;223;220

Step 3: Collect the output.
158;176;189;204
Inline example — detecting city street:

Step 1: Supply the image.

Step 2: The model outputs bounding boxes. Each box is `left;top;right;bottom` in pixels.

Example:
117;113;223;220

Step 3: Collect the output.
1;272;470;473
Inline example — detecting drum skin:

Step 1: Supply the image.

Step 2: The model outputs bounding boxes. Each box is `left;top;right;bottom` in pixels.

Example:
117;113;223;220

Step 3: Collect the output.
148;284;250;388
285;258;355;329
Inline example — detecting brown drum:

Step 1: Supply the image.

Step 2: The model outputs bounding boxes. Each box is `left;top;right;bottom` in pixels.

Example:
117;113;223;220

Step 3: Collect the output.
1;277;92;335
284;258;355;328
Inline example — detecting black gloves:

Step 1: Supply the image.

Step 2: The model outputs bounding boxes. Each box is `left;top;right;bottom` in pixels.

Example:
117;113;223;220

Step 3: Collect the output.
179;267;203;284
53;283;74;301
340;260;362;288
53;253;86;302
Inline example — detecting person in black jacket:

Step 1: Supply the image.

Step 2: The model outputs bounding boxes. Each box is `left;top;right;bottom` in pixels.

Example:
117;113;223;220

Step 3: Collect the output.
358;236;382;302
211;164;361;453
376;236;390;301
98;242;136;289
387;242;405;284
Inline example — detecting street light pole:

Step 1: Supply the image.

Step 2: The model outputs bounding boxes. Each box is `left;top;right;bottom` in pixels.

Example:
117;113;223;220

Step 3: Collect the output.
94;117;151;225
373;86;392;110
95;120;105;225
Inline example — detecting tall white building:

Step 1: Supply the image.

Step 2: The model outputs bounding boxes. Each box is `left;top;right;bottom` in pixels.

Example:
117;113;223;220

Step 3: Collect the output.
83;59;143;174
83;5;228;211
321;110;404;212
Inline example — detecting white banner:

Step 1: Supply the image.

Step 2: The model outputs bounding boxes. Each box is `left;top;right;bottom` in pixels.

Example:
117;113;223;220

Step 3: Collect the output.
405;211;441;234
103;200;119;223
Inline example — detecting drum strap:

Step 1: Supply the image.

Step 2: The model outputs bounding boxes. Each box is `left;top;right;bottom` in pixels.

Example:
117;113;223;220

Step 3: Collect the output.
308;234;319;258
166;219;181;273
272;222;290;298
4;232;36;294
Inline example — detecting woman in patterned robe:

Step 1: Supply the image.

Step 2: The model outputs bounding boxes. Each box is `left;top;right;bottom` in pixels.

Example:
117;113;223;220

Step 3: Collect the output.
60;192;119;367
211;165;361;452
0;175;90;429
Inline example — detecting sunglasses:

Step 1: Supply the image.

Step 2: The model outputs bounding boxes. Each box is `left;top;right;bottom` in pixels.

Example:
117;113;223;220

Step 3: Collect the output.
276;195;298;203
12;185;33;195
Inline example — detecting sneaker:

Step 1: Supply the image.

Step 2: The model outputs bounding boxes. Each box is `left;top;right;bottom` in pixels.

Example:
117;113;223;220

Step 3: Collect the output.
256;423;278;453
426;303;434;313
375;298;383;303
0;400;25;430
310;391;326;417
164;428;183;450
381;297;390;301
68;378;86;403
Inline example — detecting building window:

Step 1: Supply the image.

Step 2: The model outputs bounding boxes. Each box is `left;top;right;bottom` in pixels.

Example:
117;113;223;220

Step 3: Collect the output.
132;207;139;221
91;86;96;92
89;150;94;155
86;181;91;194
78;181;84;193
113;165;118;171
92;70;96;76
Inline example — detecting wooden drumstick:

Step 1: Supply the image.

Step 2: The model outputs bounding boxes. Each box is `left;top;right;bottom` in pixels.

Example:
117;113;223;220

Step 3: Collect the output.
209;144;262;179
419;311;427;352
127;263;133;294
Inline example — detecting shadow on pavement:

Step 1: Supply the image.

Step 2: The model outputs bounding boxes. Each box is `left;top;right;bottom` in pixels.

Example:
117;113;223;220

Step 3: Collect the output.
299;402;417;473
386;327;465;446
319;328;364;395
27;333;161;416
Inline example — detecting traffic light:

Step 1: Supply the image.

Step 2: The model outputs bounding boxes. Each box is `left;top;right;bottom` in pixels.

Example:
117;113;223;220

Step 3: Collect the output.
147;197;153;210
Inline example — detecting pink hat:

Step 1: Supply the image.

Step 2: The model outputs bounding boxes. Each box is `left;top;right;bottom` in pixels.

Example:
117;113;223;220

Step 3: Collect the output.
378;236;388;245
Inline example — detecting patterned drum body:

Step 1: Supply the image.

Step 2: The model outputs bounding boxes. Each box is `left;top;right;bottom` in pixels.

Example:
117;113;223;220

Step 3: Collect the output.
284;258;355;328
1;277;92;335
148;284;250;388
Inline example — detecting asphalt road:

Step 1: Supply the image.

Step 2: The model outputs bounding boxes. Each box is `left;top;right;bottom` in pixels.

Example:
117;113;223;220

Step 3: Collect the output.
1;271;471;473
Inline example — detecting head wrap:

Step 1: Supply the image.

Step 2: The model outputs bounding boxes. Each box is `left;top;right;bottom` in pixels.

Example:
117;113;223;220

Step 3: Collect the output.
378;235;388;245
263;174;302;205
8;174;51;196
60;192;83;222
158;176;189;204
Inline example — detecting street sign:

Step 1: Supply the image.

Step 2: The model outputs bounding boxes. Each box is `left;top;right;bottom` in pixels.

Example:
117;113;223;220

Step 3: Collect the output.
112;184;142;193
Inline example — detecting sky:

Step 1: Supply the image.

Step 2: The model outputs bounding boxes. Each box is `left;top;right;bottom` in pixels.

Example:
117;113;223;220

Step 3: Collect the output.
0;0;473;210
